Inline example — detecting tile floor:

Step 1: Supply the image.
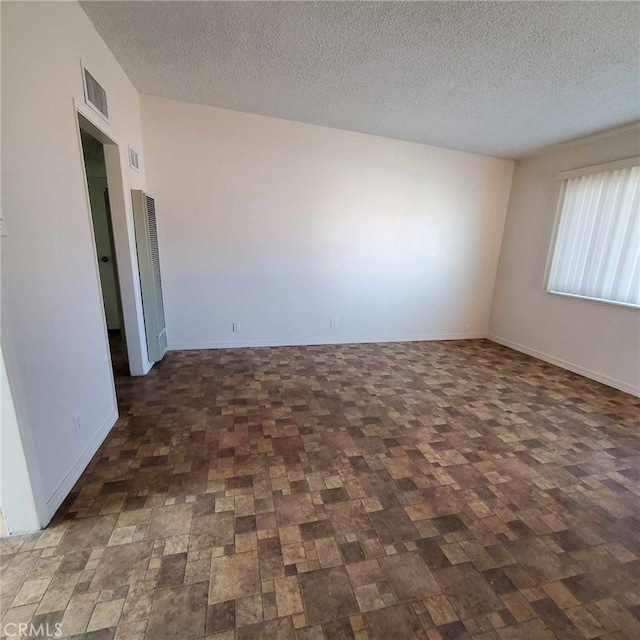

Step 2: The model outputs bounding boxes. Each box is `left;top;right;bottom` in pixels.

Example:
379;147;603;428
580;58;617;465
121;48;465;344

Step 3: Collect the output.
1;340;640;640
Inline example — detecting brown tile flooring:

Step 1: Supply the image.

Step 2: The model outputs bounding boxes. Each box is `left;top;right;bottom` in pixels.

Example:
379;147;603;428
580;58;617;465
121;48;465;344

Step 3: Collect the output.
2;340;640;640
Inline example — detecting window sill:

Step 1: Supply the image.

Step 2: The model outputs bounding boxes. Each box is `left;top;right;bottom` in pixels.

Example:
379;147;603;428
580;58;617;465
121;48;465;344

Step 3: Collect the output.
546;290;639;310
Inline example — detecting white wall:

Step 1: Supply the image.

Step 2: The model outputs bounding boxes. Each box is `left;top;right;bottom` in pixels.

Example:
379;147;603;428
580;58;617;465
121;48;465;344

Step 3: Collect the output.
1;1;148;526
489;124;640;397
141;96;514;350
1;350;40;534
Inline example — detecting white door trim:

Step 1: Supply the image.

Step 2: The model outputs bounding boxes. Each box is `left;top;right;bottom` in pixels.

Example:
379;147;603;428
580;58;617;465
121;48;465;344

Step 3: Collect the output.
74;100;152;377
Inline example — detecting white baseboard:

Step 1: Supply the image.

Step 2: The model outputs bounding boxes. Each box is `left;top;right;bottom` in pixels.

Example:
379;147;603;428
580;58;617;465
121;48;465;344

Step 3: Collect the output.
169;332;487;351
488;335;640;398
44;407;119;522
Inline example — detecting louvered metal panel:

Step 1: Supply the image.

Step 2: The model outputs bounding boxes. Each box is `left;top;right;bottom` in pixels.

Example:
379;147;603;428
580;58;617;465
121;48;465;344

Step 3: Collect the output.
129;147;140;171
132;190;168;363
83;68;109;119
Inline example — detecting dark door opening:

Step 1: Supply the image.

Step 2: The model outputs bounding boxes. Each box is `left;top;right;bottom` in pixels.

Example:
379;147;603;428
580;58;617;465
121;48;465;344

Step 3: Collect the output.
80;129;129;382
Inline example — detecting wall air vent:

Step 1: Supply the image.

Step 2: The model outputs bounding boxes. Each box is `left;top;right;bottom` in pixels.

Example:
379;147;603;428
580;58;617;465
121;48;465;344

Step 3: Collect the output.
83;66;109;120
129;146;140;171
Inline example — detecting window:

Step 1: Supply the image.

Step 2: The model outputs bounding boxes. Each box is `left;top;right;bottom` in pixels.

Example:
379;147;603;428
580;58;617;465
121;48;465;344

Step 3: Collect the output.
547;158;639;308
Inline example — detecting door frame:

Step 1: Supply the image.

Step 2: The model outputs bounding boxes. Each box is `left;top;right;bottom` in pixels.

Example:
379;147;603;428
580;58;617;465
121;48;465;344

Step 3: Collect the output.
75;100;152;377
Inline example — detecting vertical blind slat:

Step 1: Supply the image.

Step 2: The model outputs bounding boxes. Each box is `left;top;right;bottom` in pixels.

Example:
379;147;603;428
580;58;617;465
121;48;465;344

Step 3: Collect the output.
548;165;640;306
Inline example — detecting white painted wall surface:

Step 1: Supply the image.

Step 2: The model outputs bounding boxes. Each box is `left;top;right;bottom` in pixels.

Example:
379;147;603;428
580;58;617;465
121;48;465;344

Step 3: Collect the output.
1;351;41;534
489;124;640;397
1;1;148;523
141;96;514;350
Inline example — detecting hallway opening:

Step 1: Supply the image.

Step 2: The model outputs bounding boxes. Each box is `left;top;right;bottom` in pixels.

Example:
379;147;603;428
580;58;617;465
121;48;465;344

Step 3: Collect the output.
79;127;129;387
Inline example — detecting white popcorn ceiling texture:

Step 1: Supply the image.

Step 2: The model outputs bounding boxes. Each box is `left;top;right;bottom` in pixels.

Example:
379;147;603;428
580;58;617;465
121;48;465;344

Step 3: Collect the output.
81;1;639;158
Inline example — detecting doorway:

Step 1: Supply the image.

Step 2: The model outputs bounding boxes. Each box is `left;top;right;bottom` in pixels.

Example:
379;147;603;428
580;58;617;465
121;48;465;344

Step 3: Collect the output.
80;129;129;380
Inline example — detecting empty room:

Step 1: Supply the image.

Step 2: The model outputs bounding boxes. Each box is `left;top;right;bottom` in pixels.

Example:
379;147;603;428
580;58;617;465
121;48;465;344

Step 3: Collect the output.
1;1;639;639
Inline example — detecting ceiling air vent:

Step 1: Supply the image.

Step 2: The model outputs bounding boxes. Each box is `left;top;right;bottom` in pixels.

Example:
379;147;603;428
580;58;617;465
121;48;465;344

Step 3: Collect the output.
129;146;140;171
83;67;109;120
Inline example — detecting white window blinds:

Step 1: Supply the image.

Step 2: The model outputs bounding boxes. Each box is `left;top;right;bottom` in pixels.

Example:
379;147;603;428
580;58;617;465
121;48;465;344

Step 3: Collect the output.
547;163;640;307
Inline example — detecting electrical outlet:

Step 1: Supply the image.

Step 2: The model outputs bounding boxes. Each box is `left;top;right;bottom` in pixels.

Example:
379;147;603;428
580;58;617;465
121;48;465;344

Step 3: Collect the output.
0;217;6;237
73;413;82;435
463;326;469;335
232;322;240;333
330;318;338;329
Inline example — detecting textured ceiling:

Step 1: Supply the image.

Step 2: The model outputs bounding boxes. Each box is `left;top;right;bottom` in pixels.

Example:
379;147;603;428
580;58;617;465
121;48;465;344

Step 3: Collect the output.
81;1;640;158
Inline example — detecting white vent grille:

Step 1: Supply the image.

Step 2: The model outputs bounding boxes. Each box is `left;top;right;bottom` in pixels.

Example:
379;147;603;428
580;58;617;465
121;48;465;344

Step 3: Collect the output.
129;147;140;171
83;68;108;119
145;195;167;341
